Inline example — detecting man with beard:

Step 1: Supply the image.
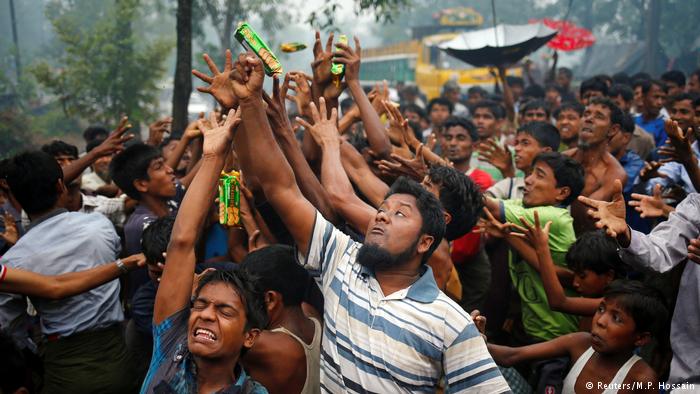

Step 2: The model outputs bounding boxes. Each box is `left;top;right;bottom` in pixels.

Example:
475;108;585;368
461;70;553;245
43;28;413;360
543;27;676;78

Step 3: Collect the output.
565;97;628;235
230;50;509;392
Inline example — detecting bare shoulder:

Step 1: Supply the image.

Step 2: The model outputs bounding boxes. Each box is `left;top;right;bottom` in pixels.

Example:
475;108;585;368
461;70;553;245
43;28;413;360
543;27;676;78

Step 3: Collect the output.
248;330;306;363
625;359;658;393
566;332;593;360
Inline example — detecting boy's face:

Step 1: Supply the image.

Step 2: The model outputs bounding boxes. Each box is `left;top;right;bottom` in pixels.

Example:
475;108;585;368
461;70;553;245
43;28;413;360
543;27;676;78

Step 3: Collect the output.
442;125;474;163
580;103;613;149
689;74;700;94
513;132;545;171
572;269;613;297
610;94;631;113
472;107;498;139
54;154;77;168
556;109;582;144
188;282;259;360
523;160;568;207
429;104;451;127
665;81;683;97
591;298;646;354
522;107;548;124
138;157;177;198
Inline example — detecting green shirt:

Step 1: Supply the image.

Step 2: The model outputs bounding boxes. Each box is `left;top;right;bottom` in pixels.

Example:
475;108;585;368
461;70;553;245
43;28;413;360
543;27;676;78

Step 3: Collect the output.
501;199;579;341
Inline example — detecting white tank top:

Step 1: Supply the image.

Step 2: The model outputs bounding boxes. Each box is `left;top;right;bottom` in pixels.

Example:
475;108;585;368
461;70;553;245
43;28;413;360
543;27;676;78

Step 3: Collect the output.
270;317;322;394
562;347;642;394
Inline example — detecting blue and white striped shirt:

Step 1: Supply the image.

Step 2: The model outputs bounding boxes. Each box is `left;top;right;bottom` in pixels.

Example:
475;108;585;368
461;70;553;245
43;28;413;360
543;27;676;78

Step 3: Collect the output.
300;211;510;393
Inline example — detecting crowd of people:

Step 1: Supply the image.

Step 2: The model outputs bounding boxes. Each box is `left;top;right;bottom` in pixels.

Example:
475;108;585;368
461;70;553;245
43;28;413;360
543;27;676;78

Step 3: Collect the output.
1;30;699;394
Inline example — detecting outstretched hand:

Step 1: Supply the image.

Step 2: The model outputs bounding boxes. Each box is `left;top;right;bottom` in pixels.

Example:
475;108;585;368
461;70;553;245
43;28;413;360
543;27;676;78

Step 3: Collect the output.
311;31;334;86
639;161;668;182
629;183;674;219
201;108;242;157
477;139;514;178
475;206;512;239
375;148;428;181
192;50;238;110
508;210;552;252
92;115;135;157
577;179;629;243
230;52;265;101
262;74;293;137
333;36;362;83
147;116;173;146
295;97;339;147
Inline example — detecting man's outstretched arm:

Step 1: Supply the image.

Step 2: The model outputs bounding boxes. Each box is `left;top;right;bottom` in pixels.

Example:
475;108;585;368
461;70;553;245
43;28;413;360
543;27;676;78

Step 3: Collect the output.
153;110;240;325
231;53;316;254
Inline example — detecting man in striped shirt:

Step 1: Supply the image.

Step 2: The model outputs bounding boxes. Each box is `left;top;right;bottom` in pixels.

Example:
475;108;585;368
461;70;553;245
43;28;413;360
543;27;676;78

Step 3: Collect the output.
230;48;510;393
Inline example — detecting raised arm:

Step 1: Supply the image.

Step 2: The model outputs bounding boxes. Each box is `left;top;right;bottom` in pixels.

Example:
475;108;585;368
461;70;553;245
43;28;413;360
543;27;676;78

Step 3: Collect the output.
62;116;134;184
263;75;339;224
153;109;241;325
231;53;317;254
334;37;392;160
0;254;145;300
511;211;600;316
302;99;377;234
498;66;516;123
192;50;238;112
487;332;586;367
164;115;203;172
340;142;390;208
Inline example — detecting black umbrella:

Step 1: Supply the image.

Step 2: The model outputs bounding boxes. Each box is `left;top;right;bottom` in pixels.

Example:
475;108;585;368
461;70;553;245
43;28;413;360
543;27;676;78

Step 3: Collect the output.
438;22;558;67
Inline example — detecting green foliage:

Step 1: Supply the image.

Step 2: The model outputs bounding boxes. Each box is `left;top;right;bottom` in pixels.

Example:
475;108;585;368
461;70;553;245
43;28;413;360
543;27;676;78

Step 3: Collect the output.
308;0;409;31
31;0;173;126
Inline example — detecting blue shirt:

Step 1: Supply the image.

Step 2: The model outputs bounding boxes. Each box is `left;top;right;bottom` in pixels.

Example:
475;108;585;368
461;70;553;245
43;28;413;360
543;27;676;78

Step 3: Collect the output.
141;308;267;394
634;113;667;148
300;211;509;393
620;150;652;233
0;210;123;338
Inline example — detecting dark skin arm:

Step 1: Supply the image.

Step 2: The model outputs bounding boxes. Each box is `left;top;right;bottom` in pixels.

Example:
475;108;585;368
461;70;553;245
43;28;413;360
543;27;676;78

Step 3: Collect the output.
498;66;516;123
661;119;700;192
164;115;203;172
340;142;390;208
1;253;145;300
153;109;241;325
510;211;601;315
62;116;134;184
264;74;339;224
231;53;316;254
488;332;589;366
334;38;392;160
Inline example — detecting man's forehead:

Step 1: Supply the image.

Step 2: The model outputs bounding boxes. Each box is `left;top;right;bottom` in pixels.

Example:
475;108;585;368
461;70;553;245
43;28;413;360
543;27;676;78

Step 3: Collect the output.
586;103;610;116
197;281;245;306
382;193;417;207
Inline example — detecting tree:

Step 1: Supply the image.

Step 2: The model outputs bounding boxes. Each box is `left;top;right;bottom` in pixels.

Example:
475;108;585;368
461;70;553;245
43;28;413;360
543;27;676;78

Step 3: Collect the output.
172;0;193;135
30;0;172;126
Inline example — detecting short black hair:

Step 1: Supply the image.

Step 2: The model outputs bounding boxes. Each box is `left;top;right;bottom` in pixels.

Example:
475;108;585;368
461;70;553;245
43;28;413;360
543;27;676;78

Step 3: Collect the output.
589;97;625;129
580;76;609;97
41;140;78;159
83;125;109;143
566;230;626;277
522;99;550;118
517;121;560;151
532;152;584;206
505;76;524;88
110;143;161;200
240;245;309;306
661;70;686;88
467;86;487;96
443;116;478;142
6;151;63;215
620;113;635;134
631;72;652;83
558;67;573;79
608;84;634;103
554;101;585;118
385;177;446;264
545;83;563;94
195;269;269;332
639;79;666;95
472;100;505;120
427;97;454;114
692;69;700;81
141;216;175;265
667;92;695;108
428;165;483;241
402;104;426;120
594;74;613;87
603;280;668;337
523;84;545;99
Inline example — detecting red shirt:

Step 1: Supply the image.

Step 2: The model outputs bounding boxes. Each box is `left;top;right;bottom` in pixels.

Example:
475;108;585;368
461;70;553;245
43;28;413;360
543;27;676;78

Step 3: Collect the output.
451;168;494;264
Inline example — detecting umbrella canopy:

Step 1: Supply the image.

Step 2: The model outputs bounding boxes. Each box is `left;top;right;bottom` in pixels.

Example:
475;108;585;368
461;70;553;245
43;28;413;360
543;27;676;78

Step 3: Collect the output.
533;18;596;51
438;22;558;67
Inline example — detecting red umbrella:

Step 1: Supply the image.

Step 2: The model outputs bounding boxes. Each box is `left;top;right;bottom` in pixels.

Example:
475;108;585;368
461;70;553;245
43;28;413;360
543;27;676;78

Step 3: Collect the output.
530;18;596;51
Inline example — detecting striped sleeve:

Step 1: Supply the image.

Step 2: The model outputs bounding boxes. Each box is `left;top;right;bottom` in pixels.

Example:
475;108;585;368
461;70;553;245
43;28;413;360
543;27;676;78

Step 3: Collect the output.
299;210;355;289
444;322;511;393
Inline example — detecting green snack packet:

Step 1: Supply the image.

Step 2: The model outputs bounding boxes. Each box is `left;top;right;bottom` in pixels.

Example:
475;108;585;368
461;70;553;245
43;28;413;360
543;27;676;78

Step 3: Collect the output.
331;34;348;77
234;22;283;76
